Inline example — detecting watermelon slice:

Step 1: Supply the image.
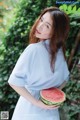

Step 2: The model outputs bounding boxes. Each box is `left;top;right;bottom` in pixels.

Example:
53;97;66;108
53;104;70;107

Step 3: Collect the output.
40;87;66;106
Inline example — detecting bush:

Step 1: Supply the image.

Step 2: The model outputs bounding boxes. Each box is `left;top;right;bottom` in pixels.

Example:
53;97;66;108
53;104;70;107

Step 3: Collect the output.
60;54;80;120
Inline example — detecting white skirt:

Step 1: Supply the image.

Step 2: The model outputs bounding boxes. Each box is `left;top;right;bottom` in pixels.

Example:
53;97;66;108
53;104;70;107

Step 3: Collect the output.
11;96;60;120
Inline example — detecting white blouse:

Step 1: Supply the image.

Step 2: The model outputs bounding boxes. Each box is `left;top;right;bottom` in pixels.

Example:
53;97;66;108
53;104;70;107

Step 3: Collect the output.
8;39;70;120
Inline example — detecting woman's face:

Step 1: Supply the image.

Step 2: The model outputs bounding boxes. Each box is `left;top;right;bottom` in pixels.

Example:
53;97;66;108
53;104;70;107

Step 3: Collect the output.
35;12;53;40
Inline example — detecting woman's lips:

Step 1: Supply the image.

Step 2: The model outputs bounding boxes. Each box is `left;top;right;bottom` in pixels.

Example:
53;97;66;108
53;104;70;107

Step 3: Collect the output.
36;29;41;34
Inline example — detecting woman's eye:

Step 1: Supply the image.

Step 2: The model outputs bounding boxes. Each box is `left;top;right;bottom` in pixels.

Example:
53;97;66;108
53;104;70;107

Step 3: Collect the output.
40;18;43;22
46;25;49;28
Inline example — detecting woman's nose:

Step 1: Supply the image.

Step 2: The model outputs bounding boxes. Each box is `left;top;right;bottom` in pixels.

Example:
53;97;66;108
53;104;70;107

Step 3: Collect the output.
38;22;44;30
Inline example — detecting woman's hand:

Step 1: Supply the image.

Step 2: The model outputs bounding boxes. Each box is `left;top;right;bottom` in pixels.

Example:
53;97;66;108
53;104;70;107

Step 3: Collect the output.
36;100;59;110
9;85;59;110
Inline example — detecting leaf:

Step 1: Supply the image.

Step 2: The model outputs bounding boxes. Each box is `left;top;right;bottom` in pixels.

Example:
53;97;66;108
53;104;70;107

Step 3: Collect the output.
68;5;72;14
77;7;80;12
63;4;68;11
70;12;80;19
59;4;67;11
59;5;64;10
72;6;77;13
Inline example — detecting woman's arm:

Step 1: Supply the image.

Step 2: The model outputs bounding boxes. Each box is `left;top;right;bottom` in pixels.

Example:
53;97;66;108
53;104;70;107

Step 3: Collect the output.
9;84;58;110
9;84;38;104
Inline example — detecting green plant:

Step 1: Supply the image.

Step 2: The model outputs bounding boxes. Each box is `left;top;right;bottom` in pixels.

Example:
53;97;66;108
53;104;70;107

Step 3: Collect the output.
59;4;80;59
60;57;80;120
59;4;80;120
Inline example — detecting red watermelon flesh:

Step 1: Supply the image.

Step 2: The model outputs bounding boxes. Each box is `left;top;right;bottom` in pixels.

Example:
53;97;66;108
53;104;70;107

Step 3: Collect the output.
40;88;66;105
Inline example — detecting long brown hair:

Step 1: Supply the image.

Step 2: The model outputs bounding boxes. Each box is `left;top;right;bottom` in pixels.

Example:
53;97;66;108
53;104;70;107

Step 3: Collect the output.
29;7;70;69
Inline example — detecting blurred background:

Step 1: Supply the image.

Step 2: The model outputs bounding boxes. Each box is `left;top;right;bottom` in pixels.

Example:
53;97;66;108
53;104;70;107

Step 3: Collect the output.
0;0;80;119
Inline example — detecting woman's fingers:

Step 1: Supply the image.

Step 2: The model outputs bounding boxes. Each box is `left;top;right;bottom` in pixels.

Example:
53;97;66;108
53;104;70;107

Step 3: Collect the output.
43;103;60;109
44;105;60;109
37;100;60;109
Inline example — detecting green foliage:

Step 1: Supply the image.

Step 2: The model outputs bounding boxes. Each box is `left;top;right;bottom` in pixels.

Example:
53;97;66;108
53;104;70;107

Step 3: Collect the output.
59;4;80;58
0;43;19;119
59;4;80;15
60;59;80;120
0;0;19;44
59;5;80;120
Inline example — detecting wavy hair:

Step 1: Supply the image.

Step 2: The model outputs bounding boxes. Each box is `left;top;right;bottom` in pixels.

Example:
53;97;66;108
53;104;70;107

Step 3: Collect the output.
29;7;70;69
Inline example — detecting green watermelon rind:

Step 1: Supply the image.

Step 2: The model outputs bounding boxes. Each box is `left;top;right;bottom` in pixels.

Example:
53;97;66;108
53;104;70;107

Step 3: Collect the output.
40;96;64;106
40;88;66;105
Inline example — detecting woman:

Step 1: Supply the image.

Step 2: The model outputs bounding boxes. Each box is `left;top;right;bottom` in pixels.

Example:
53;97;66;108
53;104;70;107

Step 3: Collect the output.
8;7;70;120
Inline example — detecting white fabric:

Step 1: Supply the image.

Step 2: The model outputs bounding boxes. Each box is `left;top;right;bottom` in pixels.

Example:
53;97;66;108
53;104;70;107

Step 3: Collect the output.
8;39;69;120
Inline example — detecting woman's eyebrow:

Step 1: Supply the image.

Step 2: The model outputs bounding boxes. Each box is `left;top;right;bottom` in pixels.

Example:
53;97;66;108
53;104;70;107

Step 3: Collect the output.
42;16;52;27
